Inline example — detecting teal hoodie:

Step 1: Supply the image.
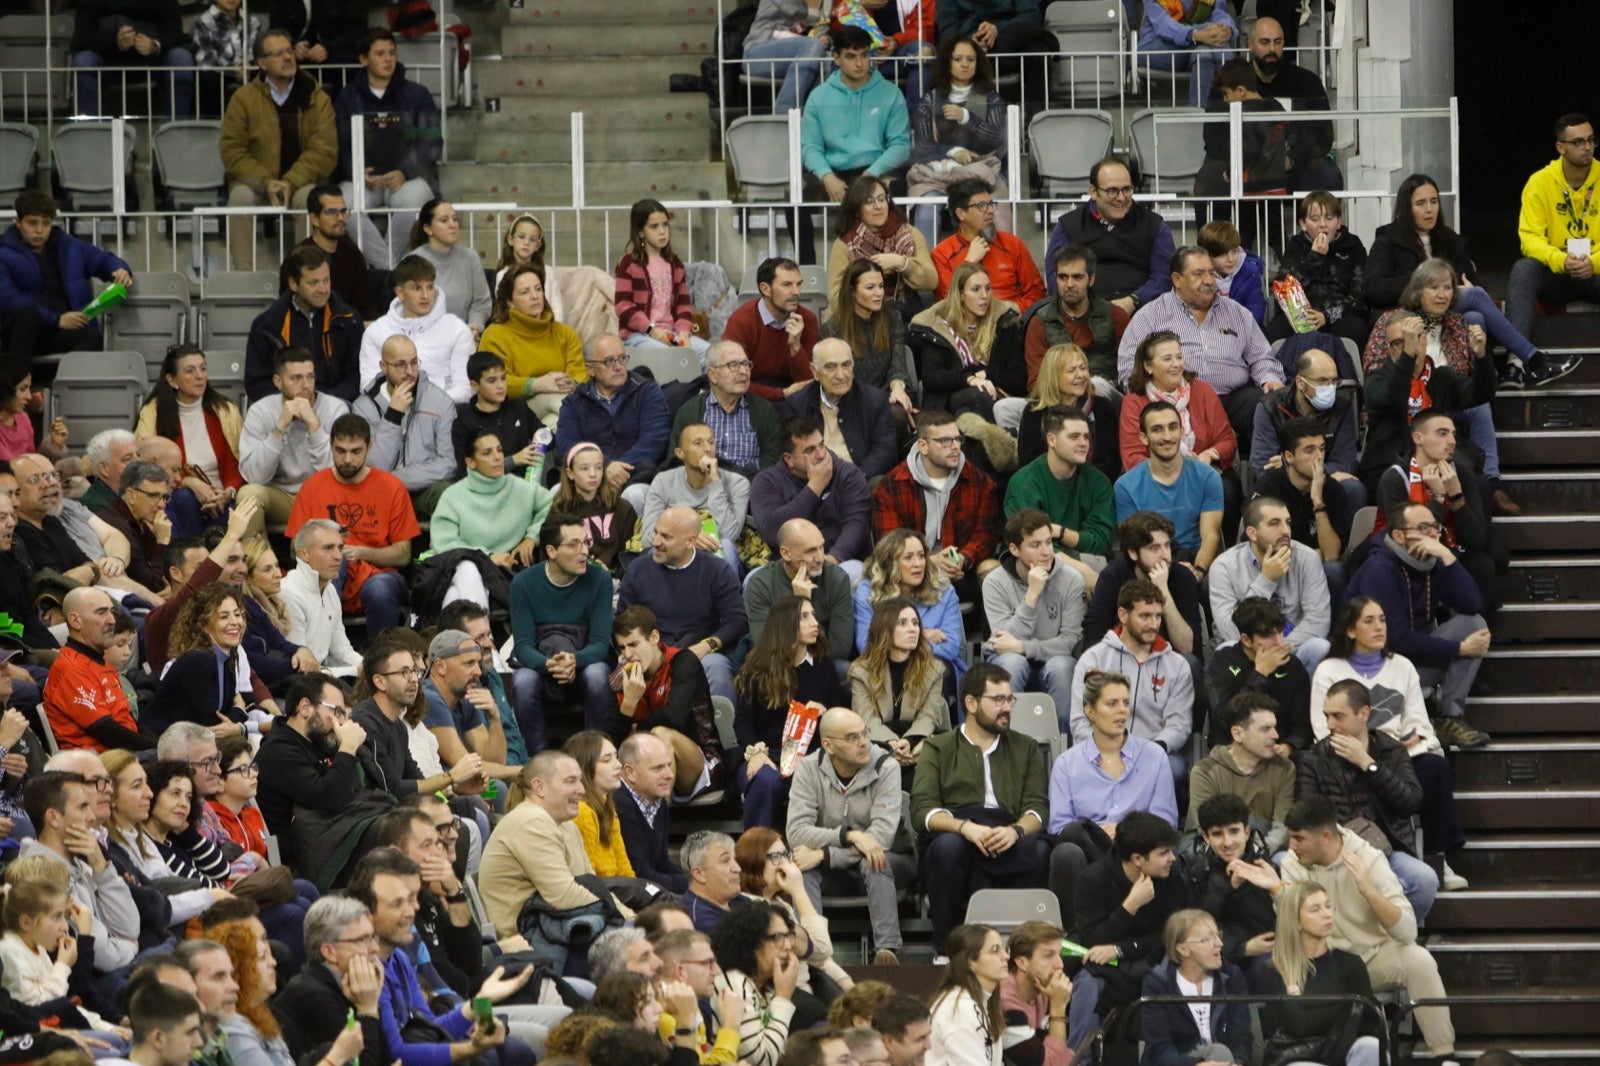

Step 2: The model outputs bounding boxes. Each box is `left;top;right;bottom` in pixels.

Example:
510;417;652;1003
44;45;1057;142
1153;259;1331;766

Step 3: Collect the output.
801;68;912;180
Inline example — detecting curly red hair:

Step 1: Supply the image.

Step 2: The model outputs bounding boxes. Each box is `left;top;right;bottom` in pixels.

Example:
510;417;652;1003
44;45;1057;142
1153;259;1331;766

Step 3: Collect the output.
210;920;281;1040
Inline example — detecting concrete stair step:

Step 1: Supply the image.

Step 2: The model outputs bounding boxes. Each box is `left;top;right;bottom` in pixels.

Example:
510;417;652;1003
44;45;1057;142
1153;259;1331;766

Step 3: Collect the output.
1429;882;1600;931
1528;312;1600;351
1456;1040;1600;1065
470;93;712;128
1493;384;1600;430
504;0;718;28
1496;427;1600;466
1452;832;1600;885
1450;737;1600;790
1430;934;1600;1037
1494;557;1600;604
477;54;701;98
1466;693;1600;734
1495;470;1600;516
1477;644;1600;694
1496;513;1600;553
500;24;713;57
441;160;727;204
1496;600;1600;640
1455;786;1600;830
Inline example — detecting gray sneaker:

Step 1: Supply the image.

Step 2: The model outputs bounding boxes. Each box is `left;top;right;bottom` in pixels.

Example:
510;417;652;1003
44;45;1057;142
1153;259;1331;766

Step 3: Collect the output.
1433;716;1490;748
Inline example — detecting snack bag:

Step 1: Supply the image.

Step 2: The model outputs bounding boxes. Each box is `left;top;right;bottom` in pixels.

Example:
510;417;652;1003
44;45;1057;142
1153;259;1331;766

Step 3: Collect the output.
779;700;822;777
827;0;887;49
1271;275;1319;334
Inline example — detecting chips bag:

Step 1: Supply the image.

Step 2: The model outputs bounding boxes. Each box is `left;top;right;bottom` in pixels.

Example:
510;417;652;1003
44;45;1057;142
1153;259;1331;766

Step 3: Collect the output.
1271;275;1319;334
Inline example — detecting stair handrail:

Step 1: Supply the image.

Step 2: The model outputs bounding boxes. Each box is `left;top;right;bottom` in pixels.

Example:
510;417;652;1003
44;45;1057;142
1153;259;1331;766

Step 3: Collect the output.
1095;990;1390;1065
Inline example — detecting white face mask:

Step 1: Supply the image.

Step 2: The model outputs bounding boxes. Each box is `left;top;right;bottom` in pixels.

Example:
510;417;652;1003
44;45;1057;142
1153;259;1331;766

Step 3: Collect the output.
1307;383;1338;411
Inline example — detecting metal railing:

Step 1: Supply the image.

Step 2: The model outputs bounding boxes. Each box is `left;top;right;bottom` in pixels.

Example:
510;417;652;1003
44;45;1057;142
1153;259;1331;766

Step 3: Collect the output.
1096;990;1392;1064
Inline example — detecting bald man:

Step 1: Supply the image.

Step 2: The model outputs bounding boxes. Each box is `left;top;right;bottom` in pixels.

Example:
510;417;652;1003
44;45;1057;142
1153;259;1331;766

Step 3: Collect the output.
1216;15;1338;191
137;435;218;539
42;587;152;751
352;333;458;517
745;517;855;659
786;707;912;963
779;336;899;478
618;505;747;705
1248;349;1364;510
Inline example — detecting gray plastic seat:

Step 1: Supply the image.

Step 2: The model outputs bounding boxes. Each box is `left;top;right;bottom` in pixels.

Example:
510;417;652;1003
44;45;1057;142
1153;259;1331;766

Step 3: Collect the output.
1028;108;1115;198
725;115;792;203
1045;0;1124;103
103;270;191;373
0;123;39;197
51;121;136;212
206;349;248;413
1129;107;1207;194
51;350;146;446
0;15;72;118
153;121;227;209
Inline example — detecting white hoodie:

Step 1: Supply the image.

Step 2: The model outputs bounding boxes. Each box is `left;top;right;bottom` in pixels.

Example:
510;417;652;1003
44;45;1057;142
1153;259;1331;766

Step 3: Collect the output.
359;287;476;402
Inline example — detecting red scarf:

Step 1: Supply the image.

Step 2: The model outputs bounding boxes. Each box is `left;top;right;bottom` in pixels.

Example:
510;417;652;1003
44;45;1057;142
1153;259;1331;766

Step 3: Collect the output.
628;644;684;720
1405;359;1433;423
1405;453;1458;547
177;407;244;489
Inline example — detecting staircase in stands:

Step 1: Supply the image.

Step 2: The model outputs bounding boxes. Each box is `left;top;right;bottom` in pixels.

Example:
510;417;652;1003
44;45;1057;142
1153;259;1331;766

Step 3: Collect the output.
1424;319;1600;1064
441;0;723;264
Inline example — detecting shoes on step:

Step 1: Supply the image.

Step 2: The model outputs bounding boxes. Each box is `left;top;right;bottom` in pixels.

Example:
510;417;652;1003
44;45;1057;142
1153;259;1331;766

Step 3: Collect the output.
872;949;901;966
1432;715;1490;749
1525;350;1582;387
932;954;949;965
1441;860;1469;891
1499;360;1526;389
1493;488;1523;516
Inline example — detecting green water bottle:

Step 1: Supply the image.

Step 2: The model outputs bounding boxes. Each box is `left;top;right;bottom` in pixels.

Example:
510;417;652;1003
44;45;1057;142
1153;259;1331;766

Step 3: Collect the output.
81;281;127;320
1061;935;1117;966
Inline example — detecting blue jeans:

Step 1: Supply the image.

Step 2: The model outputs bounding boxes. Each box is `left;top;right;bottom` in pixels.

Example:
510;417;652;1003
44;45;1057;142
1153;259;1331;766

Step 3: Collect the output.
1452;402;1501;479
358;569;407;635
509;665;547;754
1389;849;1439;923
742;36;827;114
527;661;615;731
622;328;713;372
72;47;195;119
1292;636;1330;673
989;652;1075;731
1456;284;1536;361
1505;255;1600;338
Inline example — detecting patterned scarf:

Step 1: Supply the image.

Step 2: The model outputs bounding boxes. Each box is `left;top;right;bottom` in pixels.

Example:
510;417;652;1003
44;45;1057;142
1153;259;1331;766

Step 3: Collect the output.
1406;454;1458;547
1147;380;1197;455
1406;358;1433;423
843;213;917;297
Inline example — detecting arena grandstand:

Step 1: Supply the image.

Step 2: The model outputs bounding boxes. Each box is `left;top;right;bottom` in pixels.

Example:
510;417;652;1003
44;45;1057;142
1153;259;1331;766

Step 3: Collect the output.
0;0;1592;1063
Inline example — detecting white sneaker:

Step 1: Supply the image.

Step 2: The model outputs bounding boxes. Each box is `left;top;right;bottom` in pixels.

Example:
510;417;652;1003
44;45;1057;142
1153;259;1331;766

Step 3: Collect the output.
1441;861;1469;891
932;954;950;965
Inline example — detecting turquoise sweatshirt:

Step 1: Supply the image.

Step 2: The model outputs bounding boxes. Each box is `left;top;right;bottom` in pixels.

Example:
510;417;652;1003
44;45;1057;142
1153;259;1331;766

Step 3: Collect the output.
801;69;911;180
425;466;553;556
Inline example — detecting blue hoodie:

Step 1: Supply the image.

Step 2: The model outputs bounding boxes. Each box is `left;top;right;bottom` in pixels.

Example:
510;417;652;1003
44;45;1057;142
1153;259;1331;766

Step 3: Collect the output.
800;68;911;180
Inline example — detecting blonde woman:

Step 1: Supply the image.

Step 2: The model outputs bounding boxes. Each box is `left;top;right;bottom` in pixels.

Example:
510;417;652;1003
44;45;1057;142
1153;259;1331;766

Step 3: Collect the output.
1016;343;1121;480
908;263;1026;422
1257;882;1381;1066
852;529;965;688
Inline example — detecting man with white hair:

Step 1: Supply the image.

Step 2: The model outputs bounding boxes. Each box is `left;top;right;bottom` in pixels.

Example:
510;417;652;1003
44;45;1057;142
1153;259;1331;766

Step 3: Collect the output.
586;926;661;986
42;587;152;751
81;428;138;513
12;452;160;601
679;830;744;933
280;518;362;675
274;894;389;1066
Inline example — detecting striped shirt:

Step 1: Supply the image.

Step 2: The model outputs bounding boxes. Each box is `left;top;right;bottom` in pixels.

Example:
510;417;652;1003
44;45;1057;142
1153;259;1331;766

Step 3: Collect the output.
1116;291;1280;395
703;394;760;471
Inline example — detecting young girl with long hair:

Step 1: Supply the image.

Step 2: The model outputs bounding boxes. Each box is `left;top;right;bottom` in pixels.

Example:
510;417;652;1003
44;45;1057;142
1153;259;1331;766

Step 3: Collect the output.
821;258;918;425
552;441;637;574
614;199;711;367
564;730;635;877
848;598;948;766
733;595;843;830
495;213;567;321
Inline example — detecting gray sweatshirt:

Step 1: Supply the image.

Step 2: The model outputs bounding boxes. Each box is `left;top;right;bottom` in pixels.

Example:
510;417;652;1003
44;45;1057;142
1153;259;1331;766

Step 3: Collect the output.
353;371;458;491
786;744;904;866
1207;539;1331;648
748;0;819;45
18;839;140;971
1070;628;1194;752
639;467;751;552
237;391;351;491
980;554;1086;662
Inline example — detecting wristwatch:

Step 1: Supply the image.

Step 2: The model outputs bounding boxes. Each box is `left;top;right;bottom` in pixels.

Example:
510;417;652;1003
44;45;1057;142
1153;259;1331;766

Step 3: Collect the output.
1365;761;1378;774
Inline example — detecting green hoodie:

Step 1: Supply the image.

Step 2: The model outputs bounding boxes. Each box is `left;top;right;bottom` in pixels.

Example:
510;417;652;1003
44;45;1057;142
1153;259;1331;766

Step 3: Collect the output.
424;464;553;557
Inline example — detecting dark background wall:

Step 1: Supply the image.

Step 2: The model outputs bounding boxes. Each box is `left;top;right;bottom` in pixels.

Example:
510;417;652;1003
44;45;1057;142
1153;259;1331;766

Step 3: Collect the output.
1453;8;1594;276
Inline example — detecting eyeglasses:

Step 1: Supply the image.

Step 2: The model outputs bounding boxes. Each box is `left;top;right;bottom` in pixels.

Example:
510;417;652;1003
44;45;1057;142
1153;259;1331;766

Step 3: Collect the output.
586;355;629;369
381;666;422;679
981;694;1017;707
861;194;889;206
824;730;868;744
83;775;114;793
680;956;718;969
319;700;349;720
558;537;594;550
333;933;379;948
963;200;997;212
712;359;753;372
187;756;222;772
434;821;459;838
260;47;293;60
130;485;172;504
1298;375;1339;388
1095;185;1135;198
224;763;259;778
1182;934;1222;946
923;434;962;448
762;930;796;945
383;359;420;372
1402;522;1442;536
765;849;793;864
1561;136;1598;148
21;470;59;486
320;207;350;217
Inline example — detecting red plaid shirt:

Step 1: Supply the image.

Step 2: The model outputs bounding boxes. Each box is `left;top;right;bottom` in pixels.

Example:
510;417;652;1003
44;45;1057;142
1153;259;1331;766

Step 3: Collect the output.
613;252;693;338
872;458;1001;567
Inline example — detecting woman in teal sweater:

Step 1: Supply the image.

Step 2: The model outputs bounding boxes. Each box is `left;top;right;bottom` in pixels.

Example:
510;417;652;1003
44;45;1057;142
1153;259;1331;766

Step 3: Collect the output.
426;427;554;609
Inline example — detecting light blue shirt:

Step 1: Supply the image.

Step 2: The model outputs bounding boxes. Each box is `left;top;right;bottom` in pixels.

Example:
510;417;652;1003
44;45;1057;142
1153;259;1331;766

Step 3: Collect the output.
1046;732;1178;834
1113;458;1224;550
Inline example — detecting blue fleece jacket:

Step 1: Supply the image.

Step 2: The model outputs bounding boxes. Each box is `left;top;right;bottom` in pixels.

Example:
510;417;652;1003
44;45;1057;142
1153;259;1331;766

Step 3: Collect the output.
380;948;474;1066
1222;248;1266;323
0;226;129;324
800;69;911;180
552;373;671;474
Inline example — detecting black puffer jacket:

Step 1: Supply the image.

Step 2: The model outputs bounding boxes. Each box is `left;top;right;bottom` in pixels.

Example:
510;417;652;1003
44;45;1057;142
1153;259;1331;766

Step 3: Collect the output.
1276;227;1369;324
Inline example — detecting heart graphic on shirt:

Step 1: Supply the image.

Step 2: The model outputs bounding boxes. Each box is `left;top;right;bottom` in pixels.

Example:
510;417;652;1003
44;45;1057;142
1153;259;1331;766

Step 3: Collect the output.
333;501;365;532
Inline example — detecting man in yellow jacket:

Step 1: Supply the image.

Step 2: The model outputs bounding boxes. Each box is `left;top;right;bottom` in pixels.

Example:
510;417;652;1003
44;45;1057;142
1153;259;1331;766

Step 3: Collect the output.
1507;111;1600;361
